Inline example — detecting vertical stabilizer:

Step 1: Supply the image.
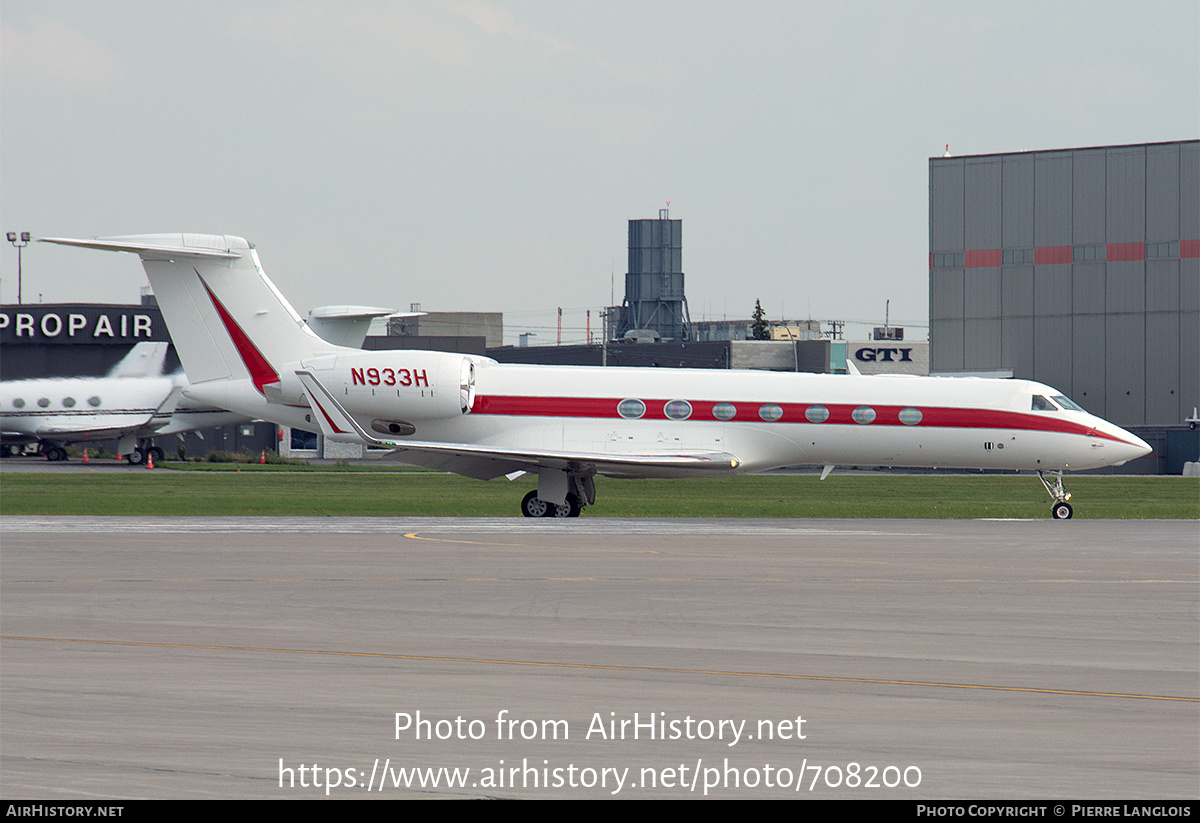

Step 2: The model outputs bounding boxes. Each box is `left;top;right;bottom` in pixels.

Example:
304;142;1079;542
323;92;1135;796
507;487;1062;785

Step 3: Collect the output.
106;341;169;378
42;234;344;391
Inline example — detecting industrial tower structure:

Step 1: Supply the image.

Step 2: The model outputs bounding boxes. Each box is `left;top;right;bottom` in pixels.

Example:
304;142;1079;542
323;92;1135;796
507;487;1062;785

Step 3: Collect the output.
616;208;691;341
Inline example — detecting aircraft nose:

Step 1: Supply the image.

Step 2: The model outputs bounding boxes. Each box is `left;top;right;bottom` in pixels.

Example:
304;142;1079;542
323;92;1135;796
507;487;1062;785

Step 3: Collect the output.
1107;426;1152;465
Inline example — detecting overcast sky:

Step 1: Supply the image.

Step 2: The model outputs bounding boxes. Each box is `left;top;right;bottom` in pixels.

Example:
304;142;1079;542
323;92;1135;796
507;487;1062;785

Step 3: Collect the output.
2;1;1197;344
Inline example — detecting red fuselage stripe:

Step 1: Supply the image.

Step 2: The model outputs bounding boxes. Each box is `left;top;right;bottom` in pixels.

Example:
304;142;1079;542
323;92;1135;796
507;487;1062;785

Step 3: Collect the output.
470;396;1131;444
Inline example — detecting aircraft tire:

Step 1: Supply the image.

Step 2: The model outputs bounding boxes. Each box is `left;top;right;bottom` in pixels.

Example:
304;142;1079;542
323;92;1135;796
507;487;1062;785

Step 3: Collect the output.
556;496;585;515
521;490;549;518
149;446;165;463
46;447;68;462
2;444;19;457
127;448;147;466
1051;502;1073;520
549;494;582;518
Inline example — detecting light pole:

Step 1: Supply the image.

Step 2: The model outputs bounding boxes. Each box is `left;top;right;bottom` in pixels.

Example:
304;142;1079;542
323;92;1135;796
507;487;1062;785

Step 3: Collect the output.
7;231;30;304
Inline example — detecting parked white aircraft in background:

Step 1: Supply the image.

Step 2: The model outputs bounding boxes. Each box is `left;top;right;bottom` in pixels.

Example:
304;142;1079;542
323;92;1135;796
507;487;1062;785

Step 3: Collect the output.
42;234;1152;518
1;306;392;463
0;342;246;463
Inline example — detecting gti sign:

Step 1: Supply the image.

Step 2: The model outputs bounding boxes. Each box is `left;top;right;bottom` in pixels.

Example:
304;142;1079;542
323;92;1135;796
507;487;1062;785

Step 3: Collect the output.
846;341;929;375
855;347;913;362
0;305;167;345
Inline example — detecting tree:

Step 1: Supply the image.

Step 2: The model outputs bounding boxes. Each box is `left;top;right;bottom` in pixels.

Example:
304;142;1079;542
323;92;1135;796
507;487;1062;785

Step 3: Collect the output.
751;299;770;340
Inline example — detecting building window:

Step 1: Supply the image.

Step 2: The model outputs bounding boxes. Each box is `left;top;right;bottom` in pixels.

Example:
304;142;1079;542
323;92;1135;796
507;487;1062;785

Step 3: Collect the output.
290;429;318;450
1073;244;1105;262
1147;241;1179;259
932;252;964;268
1002;248;1034;265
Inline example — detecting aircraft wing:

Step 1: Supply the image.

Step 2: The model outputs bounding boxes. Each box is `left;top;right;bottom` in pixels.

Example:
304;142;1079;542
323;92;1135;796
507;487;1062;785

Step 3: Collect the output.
295;370;741;480
28;417;150;440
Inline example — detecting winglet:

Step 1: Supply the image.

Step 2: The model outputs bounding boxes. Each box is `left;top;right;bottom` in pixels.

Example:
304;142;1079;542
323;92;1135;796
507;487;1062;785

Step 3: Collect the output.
295;370;390;446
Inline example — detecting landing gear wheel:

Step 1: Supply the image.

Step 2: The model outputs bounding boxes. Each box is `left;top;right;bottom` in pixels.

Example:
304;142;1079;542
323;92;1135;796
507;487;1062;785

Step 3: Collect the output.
126;448;146;466
550;494;582;518
521;490;550;518
46;447;68;462
149;446;165;463
1051;501;1073;520
2;444;19;457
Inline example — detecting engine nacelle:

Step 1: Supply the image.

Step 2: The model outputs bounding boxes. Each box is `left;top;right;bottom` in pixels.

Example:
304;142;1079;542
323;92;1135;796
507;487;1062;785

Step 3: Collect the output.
279;350;476;422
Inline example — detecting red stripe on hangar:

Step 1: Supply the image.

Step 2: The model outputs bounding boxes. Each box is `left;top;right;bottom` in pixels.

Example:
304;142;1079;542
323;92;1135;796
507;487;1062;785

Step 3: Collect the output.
964;249;1001;268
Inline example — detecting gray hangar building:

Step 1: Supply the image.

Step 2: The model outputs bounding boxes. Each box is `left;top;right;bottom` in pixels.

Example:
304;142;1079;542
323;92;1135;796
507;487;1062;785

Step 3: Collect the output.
929;140;1199;473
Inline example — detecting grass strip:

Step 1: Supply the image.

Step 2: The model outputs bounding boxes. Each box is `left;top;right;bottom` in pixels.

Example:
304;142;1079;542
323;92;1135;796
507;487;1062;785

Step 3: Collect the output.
2;473;1195;519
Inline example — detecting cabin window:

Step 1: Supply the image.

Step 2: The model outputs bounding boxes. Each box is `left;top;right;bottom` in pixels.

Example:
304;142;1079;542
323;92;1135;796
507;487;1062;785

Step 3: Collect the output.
88;396;102;407
1052;395;1084;412
804;405;829;423
852;406;876;424
617;398;646;420
62;397;76;408
11;398;24;408
898;407;923;425
758;404;783;422
664;400;692;420
37;397;50;408
1031;395;1055;411
712;402;736;421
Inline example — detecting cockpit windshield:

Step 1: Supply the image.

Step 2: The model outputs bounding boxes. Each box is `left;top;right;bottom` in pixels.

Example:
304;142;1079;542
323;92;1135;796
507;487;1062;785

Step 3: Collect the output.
1031;395;1056;411
1052;395;1085;412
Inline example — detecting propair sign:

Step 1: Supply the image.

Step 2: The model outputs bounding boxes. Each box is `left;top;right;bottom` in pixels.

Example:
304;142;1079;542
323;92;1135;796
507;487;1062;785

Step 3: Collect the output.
0;305;166;345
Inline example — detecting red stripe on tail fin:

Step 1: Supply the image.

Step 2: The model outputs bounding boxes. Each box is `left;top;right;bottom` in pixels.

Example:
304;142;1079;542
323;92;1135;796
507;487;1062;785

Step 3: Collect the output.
201;277;280;394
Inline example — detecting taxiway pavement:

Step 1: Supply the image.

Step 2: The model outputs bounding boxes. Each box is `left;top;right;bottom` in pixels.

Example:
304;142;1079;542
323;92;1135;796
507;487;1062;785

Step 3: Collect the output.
1;517;1196;798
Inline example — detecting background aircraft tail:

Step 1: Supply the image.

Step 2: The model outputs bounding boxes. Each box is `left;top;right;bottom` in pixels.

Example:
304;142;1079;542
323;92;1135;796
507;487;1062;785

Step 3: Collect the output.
106;341;169;378
42;234;341;391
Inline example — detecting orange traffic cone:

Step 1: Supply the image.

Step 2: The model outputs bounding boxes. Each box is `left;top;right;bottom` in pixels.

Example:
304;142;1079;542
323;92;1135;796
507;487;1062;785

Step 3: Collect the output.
146;452;154;469
260;450;266;464
82;448;89;463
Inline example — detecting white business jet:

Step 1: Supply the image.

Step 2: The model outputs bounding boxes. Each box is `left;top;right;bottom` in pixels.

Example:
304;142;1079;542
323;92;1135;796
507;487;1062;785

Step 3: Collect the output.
42;234;1151;518
0;341;246;463
1;307;391;464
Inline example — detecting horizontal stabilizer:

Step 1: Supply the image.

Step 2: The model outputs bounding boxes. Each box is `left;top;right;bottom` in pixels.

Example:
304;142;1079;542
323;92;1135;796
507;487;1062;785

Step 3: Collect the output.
41;235;242;260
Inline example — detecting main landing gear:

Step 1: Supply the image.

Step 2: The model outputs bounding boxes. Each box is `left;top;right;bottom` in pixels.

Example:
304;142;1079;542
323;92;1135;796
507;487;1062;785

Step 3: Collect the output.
124;443;165;466
521;490;583;518
520;469;595;518
1038;470;1073;520
41;445;68;462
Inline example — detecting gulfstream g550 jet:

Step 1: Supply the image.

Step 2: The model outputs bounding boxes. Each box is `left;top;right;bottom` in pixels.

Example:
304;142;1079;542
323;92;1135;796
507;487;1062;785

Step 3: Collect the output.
42;234;1151;518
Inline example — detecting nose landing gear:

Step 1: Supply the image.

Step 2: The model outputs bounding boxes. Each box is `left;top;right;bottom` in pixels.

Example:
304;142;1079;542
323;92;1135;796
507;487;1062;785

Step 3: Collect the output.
1038;470;1073;520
